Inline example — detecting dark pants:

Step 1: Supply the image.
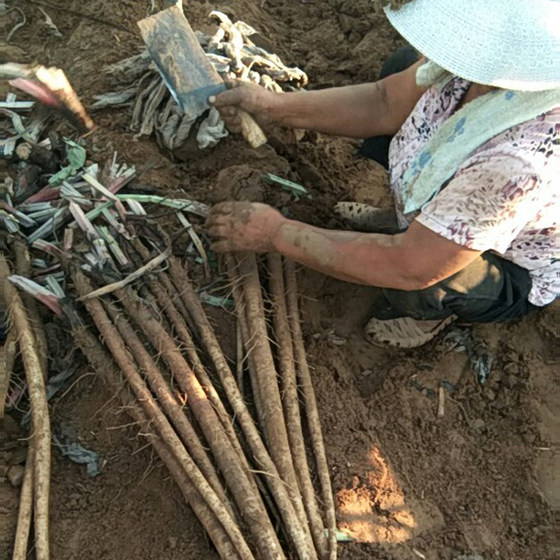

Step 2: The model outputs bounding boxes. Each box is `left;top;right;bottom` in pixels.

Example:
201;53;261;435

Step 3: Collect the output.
372;253;538;323
360;47;540;323
359;45;420;168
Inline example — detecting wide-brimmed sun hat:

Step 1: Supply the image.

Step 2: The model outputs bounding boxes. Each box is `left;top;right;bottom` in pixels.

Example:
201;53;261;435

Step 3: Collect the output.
384;0;560;91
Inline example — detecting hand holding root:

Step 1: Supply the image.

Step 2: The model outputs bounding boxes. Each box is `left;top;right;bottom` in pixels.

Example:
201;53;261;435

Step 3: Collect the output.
206;201;285;253
209;81;278;134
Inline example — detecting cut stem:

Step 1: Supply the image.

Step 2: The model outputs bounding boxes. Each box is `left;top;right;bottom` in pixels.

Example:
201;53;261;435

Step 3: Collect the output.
126;237;245;465
0;328;17;418
13;239;48;379
233;254;308;529
109;284;284;560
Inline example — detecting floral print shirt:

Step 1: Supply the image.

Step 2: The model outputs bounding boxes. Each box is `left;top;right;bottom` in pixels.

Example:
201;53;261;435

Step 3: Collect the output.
388;78;560;306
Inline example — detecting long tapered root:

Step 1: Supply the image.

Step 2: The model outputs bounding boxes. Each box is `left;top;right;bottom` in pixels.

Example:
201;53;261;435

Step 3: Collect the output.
268;254;329;558
170;256;317;560
70;269;257;560
11;447;34;560
1;255;51;560
284;260;338;560
64;306;243;560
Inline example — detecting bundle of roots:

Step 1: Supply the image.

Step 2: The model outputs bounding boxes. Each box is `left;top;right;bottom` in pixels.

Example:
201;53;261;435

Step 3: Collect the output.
4;213;338;559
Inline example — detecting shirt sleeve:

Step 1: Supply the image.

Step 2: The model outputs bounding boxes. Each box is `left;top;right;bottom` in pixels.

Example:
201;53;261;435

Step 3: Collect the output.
415;153;545;254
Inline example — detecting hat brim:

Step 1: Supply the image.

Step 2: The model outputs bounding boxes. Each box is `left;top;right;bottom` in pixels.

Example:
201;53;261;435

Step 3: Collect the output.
385;0;560;91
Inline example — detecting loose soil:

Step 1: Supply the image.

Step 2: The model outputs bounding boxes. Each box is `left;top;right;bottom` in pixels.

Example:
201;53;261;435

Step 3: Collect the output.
1;1;558;559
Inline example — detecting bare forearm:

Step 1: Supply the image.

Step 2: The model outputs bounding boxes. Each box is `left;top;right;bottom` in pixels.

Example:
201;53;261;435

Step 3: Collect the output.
269;61;426;138
270;83;391;138
272;220;418;289
207;202;481;289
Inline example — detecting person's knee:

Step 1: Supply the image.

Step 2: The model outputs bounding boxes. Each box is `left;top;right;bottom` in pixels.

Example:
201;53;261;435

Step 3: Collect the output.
379;45;420;79
369;253;536;324
370;285;452;321
442;254;535;323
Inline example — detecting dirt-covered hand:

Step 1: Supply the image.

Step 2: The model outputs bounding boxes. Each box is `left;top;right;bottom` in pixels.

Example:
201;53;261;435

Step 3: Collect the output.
209;81;278;134
206;201;285;253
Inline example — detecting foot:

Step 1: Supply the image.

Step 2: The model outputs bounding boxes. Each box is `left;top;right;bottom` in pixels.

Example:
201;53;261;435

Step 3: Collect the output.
365;315;456;348
334;202;400;234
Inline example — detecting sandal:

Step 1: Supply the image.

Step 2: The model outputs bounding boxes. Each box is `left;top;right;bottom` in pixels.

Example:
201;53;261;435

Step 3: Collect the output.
334;202;400;233
365;315;457;348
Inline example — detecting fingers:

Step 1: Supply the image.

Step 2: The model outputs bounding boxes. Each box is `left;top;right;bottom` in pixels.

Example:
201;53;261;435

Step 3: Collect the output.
222;107;238;118
207;226;225;240
205;216;222;231
209;200;256;216
209;98;242;133
224;79;244;90
206;206;238;254
206;212;230;229
206;201;259;233
209;201;237;216
205;218;227;238
209;82;265;135
209;86;245;108
206;202;236;236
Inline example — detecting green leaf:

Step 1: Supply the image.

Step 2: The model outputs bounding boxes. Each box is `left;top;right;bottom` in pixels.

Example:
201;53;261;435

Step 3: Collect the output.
324;529;356;543
263;173;309;198
48;139;87;186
